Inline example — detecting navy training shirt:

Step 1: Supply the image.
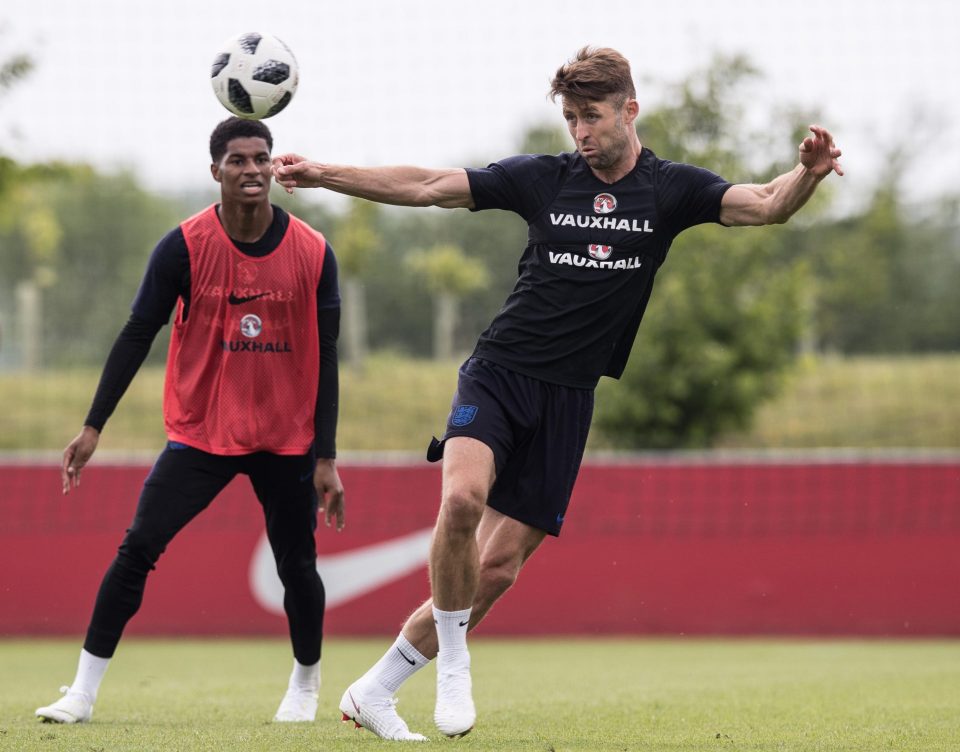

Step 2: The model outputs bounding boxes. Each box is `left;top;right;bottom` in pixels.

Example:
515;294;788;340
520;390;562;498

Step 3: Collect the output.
466;147;732;389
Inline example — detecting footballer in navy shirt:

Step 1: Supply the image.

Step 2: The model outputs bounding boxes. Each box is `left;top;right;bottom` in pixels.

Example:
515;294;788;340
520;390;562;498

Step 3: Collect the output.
273;46;843;741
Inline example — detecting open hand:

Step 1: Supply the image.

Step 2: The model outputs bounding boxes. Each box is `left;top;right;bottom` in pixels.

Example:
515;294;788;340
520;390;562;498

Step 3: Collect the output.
799;125;843;179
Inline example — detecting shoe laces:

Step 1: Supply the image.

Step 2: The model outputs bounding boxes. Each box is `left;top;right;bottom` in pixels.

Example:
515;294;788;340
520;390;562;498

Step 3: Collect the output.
367;695;411;735
367;694;402;718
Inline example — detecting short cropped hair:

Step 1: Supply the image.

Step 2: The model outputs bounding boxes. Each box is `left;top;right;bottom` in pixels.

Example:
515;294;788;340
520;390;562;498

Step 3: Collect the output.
549;46;636;110
209;117;274;163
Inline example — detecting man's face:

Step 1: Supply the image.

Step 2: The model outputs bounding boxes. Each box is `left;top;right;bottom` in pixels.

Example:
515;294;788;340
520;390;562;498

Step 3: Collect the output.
211;136;272;204
562;96;635;172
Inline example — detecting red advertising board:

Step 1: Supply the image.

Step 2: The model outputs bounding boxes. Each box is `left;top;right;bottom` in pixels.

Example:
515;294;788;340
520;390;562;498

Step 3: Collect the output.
1;456;958;636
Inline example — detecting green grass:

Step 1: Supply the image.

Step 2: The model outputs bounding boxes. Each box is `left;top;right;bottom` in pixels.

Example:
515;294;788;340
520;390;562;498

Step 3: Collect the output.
0;366;167;454
0;353;459;454
1;352;959;453
2;638;959;751
718;354;960;449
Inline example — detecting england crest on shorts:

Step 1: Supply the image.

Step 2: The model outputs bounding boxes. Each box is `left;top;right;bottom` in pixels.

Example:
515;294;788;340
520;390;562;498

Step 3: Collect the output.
451;404;478;427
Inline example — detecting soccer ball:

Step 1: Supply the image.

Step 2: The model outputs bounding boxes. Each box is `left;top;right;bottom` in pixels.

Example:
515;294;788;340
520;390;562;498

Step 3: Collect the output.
211;32;299;120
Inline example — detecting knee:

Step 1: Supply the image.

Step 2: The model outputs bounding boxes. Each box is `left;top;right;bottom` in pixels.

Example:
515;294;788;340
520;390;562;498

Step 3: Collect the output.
117;527;164;573
276;555;321;589
438;485;486;536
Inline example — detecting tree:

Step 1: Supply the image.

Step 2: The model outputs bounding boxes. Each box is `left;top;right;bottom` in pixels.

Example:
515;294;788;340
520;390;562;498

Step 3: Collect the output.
331;198;382;367
0;29;35;193
16;166;182;366
594;223;807;448
9;187;62;369
519;124;570;156
0;37;42;368
345;185;529;358
406;244;489;359
1;162;186;367
801;139;960;354
0;48;32;96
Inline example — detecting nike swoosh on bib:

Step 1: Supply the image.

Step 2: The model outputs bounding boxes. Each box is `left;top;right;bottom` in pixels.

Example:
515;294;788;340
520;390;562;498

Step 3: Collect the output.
228;292;269;305
249;528;433;613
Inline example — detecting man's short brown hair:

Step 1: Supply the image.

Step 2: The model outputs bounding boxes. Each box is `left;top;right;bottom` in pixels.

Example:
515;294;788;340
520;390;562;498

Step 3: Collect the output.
549;46;636;109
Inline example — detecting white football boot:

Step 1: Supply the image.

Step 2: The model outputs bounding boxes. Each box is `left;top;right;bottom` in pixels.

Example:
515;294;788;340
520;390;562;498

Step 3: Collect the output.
35;686;94;724
339;681;428;741
434;654;476;737
273;686;319;722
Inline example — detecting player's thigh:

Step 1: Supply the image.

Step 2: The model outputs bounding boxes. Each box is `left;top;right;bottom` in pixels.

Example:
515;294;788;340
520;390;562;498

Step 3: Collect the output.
247;452;319;556
129;443;237;546
441;436;496;511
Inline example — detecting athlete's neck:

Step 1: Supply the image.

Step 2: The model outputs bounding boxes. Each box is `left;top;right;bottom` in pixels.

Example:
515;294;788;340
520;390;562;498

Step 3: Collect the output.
590;139;643;185
216;202;274;243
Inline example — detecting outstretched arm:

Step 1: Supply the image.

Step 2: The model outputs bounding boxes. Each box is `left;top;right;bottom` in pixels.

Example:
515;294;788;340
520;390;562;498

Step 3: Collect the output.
719;124;843;227
272;155;474;209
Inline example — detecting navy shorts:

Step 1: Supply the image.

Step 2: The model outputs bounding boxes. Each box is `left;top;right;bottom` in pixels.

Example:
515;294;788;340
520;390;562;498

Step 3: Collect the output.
427;357;593;536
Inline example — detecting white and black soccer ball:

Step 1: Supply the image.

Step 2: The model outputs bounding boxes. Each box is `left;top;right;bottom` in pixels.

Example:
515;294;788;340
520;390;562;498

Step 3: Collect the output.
211;32;299;120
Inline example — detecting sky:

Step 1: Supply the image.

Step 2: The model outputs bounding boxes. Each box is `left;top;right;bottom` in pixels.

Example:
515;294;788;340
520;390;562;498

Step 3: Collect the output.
3;0;958;211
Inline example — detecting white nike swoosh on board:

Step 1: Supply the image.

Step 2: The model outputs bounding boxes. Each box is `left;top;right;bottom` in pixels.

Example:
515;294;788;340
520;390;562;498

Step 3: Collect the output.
249;528;433;614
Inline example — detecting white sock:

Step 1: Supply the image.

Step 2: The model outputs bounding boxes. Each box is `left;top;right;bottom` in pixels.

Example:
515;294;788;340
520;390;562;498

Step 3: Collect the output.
360;634;429;694
288;659;320;692
70;649;110;700
433;606;471;660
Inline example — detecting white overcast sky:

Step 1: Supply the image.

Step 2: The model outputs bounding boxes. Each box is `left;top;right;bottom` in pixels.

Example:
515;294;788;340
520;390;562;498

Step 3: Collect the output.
3;0;958;210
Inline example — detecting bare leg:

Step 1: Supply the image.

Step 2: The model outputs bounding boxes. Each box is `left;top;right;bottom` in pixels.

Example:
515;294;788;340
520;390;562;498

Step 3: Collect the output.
401;507;547;658
340;442;547;740
431;460;546;737
428;436;495;610
428;437;492;735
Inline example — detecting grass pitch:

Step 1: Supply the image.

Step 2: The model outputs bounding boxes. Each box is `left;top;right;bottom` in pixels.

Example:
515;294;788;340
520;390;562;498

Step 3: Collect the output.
2;637;959;751
4;353;960;453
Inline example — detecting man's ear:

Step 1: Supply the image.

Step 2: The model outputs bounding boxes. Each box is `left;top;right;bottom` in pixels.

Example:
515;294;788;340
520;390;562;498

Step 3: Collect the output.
211;162;222;183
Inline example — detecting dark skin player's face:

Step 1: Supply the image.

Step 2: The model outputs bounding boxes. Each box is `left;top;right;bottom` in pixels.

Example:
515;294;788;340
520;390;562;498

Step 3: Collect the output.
211;137;272;206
